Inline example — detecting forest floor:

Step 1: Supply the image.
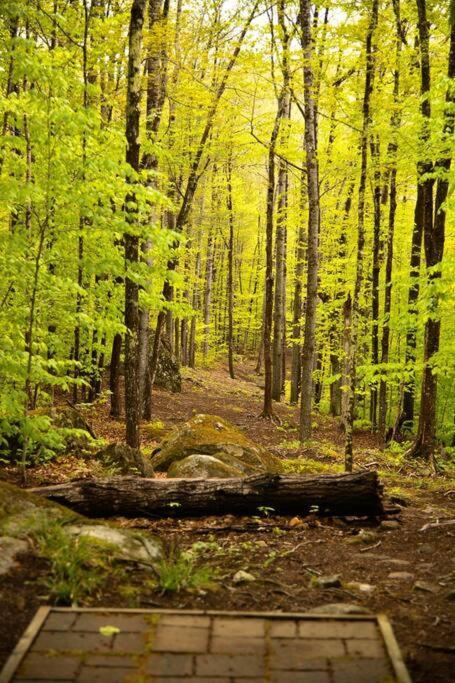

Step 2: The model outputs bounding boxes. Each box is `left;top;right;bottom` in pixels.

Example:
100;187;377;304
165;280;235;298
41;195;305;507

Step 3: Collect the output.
0;361;454;683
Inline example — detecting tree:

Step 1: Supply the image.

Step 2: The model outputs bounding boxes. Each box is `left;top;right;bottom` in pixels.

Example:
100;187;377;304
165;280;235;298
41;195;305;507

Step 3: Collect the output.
124;0;147;448
299;0;321;441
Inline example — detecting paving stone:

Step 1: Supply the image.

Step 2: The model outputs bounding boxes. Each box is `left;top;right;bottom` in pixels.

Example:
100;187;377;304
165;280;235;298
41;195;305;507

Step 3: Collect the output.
111;632;147;654
268;620;297;638
73;614;147;633
76;667;134;682
146;653;194;676
331;657;392;683
84;655;136;668
298;620;378;640
345;638;386;658
31;631;113;653
270;638;342;671
154;614;210;628
151;679;229;683
270;673;331;683
212;617;265;638
151;624;209;653
196;654;264;677
16;653;80;680
210;636;265;654
42;613;77;632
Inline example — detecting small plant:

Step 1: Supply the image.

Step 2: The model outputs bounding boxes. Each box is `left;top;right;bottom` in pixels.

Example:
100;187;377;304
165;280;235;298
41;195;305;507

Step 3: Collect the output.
257;505;275;517
150;546;218;593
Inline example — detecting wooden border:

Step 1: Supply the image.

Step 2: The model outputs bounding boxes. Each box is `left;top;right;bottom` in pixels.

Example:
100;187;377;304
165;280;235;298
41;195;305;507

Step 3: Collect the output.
0;606;50;683
48;606;377;620
377;613;412;683
0;607;412;683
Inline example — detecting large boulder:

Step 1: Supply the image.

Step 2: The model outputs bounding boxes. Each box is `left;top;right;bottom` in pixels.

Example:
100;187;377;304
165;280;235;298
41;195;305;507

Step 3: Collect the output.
67;525;162;566
151;414;282;475
152;334;182;393
96;443;154;477
0;481;163;570
167;454;244;478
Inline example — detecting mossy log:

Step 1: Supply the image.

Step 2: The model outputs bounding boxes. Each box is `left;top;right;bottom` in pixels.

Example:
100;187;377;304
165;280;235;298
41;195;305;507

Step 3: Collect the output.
30;471;384;518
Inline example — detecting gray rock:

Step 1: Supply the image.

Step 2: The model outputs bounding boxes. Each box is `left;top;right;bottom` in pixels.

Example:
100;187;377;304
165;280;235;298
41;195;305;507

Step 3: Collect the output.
313;574;342;589
67;525;162;566
0;537;29;576
96;443;154;477
168;454;243;479
308;603;371;616
387;572;414;581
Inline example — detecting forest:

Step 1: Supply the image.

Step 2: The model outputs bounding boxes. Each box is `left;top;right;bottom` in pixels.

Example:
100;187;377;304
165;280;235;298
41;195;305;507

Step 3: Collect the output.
0;1;454;682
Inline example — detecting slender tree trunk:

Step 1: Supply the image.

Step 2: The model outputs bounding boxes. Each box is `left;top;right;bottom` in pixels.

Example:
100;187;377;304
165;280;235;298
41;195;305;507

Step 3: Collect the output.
369;136;381;429
290;179;306;405
226;155;235;379
124;0;147;448
272;101;290;401
344;0;379;470
379;0;402;439
299;0;321;441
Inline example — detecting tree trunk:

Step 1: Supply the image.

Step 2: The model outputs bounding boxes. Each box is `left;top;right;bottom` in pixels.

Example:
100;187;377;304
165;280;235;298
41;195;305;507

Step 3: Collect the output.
226;155;235;379
124;0;147;449
407;2;455;459
31;471;385;519
379;0;402;439
369;136;381;429
299;0;321;441
344;0;379;470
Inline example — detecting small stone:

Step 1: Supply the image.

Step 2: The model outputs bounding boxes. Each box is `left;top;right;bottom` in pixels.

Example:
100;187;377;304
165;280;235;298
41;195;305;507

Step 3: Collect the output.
308;603;371;615
233;570;256;584
313;574;342;589
345;581;376;594
378;558;411;567
414;580;439;594
380;520;400;530
388;572;414;581
289;516;303;528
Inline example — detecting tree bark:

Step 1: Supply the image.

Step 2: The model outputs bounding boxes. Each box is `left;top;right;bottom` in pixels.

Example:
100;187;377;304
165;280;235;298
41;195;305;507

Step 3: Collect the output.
378;0;402;439
290;174;306;405
226;155;236;379
124;0;147;448
299;0;321;441
31;471;384;518
407;2;455;459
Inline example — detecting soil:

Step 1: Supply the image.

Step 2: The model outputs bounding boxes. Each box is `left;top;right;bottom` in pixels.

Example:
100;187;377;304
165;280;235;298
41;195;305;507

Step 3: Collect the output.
0;362;454;683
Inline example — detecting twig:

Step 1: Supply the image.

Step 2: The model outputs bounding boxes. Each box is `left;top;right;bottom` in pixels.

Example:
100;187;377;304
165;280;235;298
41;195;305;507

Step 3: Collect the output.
360;540;382;552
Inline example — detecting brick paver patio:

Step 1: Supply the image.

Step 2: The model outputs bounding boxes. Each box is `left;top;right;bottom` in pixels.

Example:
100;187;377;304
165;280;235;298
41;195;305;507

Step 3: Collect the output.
0;608;411;683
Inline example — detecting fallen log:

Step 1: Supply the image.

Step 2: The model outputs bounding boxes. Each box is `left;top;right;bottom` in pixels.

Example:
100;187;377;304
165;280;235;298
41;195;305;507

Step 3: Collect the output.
30;471;384;518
